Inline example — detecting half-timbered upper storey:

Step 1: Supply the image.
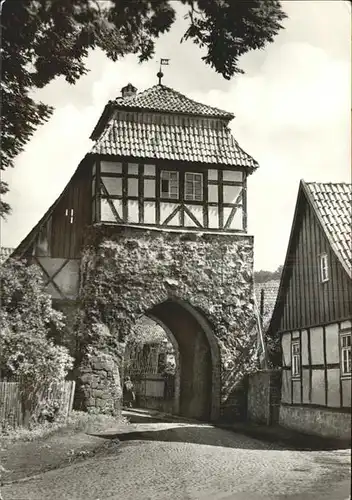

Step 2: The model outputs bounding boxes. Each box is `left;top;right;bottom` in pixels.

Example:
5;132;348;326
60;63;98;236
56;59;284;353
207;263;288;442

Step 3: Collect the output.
12;82;259;283
89;83;258;232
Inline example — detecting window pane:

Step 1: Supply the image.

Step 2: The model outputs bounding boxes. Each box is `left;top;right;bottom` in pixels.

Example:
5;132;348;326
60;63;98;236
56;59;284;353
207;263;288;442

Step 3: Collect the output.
185;172;203;201
320;254;329;281
161;171;179;199
342;335;351;348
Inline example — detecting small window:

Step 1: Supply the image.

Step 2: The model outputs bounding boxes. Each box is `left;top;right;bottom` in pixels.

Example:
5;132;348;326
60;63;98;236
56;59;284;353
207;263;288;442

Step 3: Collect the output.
320;253;329;282
291;341;301;378
65;208;74;224
160;171;179;199
340;331;351;376
185;172;203;201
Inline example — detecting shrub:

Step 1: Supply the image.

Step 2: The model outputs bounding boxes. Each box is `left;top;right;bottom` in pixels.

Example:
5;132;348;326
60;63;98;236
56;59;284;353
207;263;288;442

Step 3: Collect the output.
0;259;73;424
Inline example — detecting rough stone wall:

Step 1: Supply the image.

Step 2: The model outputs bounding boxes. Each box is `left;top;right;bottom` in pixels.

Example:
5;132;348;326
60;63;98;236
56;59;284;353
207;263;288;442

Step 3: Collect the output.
247;370;281;425
279;404;352;441
79;350;122;415
77;225;256;417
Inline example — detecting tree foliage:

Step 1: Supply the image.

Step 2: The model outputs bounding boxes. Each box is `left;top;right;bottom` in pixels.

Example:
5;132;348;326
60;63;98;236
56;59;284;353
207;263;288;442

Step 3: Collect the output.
0;0;287;216
0;259;73;421
254;265;283;284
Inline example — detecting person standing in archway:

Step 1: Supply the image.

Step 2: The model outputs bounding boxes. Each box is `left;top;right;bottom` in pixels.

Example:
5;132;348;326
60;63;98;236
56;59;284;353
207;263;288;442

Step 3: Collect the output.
123;376;135;408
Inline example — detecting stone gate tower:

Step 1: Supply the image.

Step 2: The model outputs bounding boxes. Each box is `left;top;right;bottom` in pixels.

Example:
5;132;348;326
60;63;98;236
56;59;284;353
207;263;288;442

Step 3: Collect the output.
13;82;259;421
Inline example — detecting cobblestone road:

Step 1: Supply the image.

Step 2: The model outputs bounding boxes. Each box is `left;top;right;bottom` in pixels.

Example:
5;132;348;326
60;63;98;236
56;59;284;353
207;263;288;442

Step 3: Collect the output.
2;417;351;500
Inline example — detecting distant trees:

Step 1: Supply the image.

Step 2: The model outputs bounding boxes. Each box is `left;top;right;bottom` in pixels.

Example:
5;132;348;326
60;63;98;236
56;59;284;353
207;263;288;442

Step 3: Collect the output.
0;0;287;217
254;265;283;284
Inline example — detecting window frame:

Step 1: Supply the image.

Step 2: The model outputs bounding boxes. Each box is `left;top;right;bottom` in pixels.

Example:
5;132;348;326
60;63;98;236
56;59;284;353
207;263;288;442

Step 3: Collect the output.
319;253;329;283
160;170;179;200
184;172;203;202
340;330;351;377
291;340;301;379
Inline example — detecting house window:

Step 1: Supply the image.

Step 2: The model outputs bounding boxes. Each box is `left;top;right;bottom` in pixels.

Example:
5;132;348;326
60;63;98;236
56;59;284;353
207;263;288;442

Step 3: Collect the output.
291;341;301;378
160;171;179;199
185;172;203;201
340;331;351;376
320;253;329;282
65;208;74;224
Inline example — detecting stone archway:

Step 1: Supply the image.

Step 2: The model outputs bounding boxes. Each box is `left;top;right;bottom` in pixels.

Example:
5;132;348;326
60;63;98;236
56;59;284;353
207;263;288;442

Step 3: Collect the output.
147;299;220;421
77;226;255;421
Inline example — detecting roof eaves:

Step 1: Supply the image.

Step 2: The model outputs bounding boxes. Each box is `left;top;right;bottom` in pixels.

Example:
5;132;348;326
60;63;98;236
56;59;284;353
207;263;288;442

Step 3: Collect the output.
90;102;114;141
302;181;352;279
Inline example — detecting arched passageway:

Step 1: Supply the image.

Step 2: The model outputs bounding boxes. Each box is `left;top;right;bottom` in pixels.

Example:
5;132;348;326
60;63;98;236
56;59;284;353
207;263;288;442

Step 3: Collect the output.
146;300;220;422
76;228;254;421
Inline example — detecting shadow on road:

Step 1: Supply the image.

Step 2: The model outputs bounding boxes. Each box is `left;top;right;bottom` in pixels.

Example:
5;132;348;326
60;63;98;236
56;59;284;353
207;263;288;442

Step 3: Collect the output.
93;426;284;450
91;412;285;450
90;412;352;453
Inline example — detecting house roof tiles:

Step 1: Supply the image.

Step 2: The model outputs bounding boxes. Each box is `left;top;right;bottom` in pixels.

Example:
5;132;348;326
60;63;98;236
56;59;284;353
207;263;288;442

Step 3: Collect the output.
254;280;281;331
304;182;351;277
113;84;234;119
92;118;257;169
90;83;258;170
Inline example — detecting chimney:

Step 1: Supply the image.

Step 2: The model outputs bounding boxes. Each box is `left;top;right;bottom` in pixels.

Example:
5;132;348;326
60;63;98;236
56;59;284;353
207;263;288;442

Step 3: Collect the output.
121;83;137;98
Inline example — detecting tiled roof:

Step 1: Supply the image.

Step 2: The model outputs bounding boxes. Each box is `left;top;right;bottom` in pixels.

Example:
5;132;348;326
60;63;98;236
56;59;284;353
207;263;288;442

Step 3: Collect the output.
0;247;14;265
304;182;352;277
92;118;258;169
254;280;280;330
114;84;234;119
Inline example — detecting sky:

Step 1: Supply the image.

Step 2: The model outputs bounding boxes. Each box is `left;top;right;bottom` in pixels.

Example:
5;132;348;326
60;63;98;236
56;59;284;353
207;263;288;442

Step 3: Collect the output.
1;0;351;271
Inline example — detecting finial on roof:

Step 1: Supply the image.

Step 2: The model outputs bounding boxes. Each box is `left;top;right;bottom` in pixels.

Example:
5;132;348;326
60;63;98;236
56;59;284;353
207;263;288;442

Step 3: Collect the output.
157;58;170;85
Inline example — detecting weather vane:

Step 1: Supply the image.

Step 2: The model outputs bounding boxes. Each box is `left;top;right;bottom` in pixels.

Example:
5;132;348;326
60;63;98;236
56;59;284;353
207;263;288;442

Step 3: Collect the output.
157;58;170;85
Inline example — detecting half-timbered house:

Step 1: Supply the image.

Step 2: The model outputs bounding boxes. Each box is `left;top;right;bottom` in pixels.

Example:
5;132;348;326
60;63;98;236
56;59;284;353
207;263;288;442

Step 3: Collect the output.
10;82;259;420
268;180;352;439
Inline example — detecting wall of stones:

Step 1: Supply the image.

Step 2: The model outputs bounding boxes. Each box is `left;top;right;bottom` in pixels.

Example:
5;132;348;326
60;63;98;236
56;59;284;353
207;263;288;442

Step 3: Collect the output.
279;404;352;440
247;370;281;425
77;225;256;418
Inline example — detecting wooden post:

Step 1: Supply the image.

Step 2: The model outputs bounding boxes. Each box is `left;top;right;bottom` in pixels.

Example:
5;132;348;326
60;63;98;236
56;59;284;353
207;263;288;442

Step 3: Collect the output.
260;288;265;327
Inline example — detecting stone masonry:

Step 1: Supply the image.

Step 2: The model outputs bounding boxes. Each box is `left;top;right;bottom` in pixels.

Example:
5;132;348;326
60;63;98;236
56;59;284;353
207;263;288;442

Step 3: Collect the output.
76;225;256;419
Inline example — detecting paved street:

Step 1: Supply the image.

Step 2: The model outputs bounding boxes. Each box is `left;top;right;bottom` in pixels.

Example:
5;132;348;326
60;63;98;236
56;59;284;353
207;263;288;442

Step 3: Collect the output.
2;413;351;500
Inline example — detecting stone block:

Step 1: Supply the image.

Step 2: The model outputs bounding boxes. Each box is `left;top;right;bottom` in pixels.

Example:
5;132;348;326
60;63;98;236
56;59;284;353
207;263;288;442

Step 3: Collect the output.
80;373;93;384
95;398;108;408
92;389;105;398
